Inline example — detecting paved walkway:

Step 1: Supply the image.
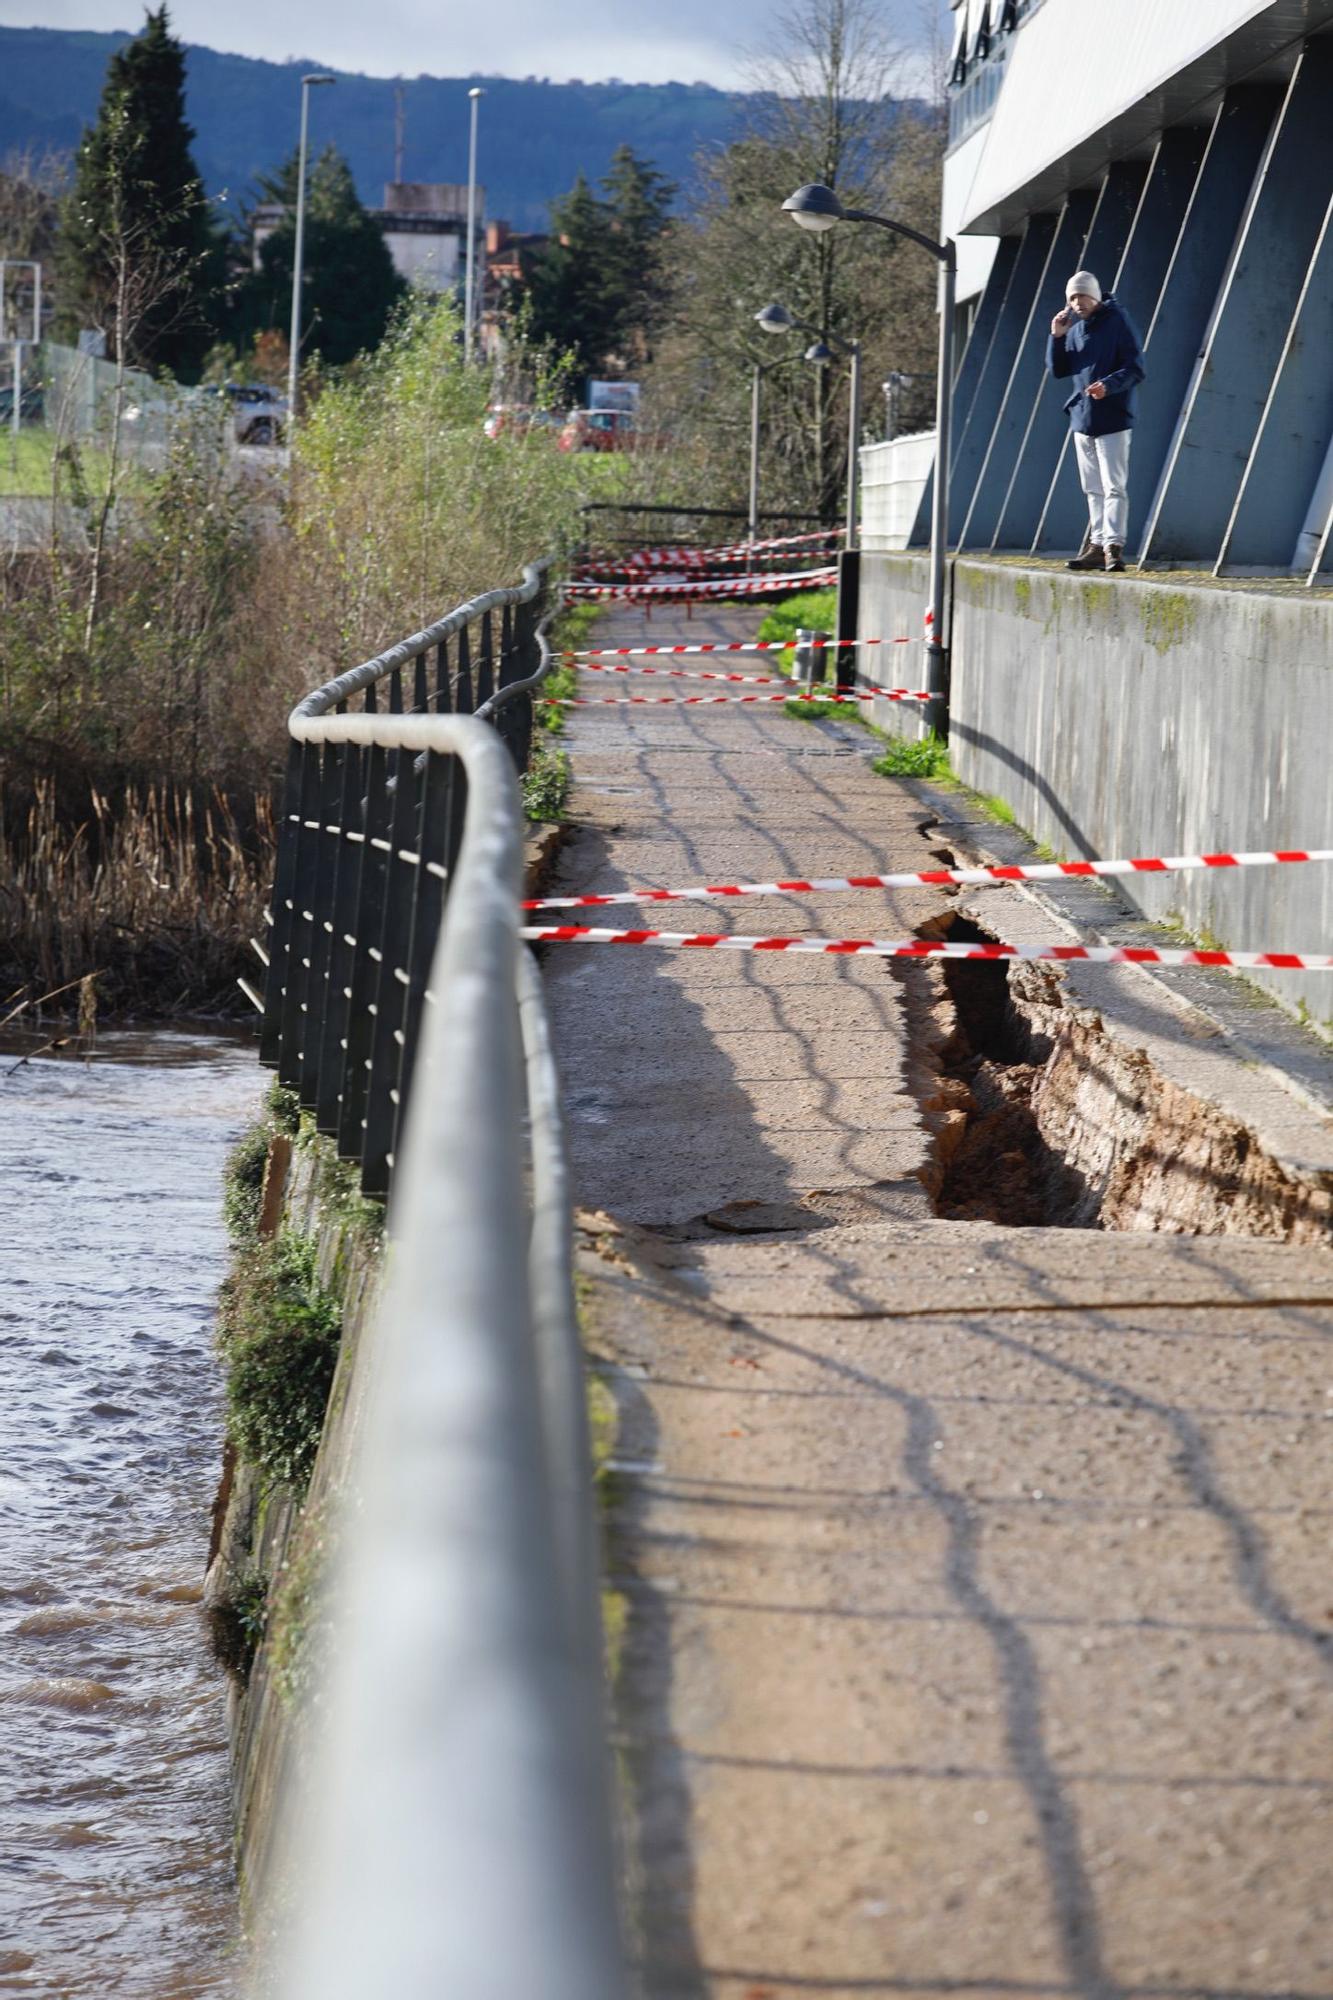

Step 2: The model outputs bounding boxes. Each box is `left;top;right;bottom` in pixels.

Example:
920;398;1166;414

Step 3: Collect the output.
540;606;1333;2000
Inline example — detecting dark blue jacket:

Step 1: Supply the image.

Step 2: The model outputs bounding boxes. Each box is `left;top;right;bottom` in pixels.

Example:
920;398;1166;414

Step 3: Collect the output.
1046;292;1145;436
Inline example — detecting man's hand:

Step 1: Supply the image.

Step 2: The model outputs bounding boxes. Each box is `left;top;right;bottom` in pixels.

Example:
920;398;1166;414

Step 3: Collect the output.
1087;380;1107;400
1051;309;1073;336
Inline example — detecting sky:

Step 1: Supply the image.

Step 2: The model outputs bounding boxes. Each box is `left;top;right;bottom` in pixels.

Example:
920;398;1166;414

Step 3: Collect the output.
1;0;947;89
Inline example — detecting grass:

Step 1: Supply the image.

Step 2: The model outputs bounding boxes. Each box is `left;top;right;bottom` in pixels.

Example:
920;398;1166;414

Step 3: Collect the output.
872;732;953;780
0;425;137;499
755;588;841;686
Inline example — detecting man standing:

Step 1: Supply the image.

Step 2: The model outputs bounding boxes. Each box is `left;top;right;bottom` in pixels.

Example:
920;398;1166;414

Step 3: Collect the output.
1048;271;1145;572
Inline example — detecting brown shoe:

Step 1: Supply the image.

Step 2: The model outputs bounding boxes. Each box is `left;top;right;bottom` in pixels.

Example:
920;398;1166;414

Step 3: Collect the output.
1104;544;1125;572
1066;532;1104;571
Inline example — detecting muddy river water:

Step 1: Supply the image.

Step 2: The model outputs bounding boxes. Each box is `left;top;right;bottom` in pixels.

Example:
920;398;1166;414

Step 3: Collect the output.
0;1031;261;1997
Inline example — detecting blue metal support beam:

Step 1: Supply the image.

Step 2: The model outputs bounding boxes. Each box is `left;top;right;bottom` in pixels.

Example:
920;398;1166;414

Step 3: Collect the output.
906;234;1020;549
994;162;1144;551
1109;86;1281;563
1140;43;1333;567
958;190;1095;551
1033;125;1210;555
1217;187;1333;570
941;214;1054;545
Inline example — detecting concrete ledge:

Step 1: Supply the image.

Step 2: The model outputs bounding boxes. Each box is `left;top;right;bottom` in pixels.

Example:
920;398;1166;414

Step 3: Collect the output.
858;551;1333;1026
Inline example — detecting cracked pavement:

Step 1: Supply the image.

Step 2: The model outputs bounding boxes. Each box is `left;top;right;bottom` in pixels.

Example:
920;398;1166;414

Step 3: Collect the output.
539;606;1333;2000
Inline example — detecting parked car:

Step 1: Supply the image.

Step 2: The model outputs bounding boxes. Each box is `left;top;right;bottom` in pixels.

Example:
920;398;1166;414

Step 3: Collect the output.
557;408;639;453
225;381;287;446
483;404;562;440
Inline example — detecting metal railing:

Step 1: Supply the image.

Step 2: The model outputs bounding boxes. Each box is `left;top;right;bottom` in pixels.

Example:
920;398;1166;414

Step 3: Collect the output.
260;558;550;1193
580;498;824;555
257;560;627;1997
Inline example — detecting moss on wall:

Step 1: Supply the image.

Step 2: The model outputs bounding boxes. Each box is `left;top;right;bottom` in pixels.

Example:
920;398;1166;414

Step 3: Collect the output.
1141;588;1196;653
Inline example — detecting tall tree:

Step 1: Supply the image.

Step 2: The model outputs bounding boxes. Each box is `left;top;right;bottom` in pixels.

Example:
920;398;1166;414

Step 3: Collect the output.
526;148;675;380
233;146;405;370
55;6;222;379
644;0;943;520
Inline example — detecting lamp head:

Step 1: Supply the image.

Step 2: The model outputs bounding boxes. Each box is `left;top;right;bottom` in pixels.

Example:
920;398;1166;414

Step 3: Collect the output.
469;86;485;99
754;302;793;335
804;340;833;364
302;72;337;87
783;183;843;232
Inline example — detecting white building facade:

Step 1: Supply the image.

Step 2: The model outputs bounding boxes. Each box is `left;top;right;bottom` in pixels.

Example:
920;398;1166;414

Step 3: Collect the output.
864;0;1333;575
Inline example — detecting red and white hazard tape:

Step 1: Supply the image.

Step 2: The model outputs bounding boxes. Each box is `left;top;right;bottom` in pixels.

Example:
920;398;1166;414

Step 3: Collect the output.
574;528;840;578
561;637;913;659
564;566;838;603
570;661;919;687
542;689;930;707
573;662;830;685
520;924;1332;971
524;848;1333;911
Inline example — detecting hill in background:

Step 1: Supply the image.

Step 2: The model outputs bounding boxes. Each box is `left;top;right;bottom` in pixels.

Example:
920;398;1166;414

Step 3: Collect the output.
0;25;749;231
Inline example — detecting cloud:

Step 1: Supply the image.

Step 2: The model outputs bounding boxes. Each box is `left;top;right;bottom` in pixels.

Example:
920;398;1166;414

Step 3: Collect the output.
1;0;944;89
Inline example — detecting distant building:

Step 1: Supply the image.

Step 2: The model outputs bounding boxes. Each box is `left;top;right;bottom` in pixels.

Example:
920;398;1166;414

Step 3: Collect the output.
251;182;486;297
372;183;485;294
480;220;549;356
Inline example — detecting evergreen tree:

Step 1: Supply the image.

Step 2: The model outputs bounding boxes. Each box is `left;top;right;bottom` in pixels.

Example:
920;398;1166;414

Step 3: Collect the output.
55;6;222;379
601;146;675;355
233;146;405;370
527;149;675;380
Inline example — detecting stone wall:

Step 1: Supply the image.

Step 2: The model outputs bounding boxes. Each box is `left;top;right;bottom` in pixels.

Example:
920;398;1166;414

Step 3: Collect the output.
857;552;1333;1026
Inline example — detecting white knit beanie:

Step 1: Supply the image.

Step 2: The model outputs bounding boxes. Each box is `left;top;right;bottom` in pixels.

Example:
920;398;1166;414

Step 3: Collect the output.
1066;270;1102;301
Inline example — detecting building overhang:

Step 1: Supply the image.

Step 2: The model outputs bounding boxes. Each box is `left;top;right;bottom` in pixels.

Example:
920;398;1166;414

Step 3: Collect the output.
959;0;1333;234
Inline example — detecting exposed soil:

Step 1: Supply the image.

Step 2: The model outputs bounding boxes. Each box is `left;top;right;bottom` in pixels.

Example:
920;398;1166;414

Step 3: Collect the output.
914;908;1330;1245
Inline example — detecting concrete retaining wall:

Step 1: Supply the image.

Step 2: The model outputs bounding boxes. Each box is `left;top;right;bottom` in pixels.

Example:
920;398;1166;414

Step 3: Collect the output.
858;552;1333;1025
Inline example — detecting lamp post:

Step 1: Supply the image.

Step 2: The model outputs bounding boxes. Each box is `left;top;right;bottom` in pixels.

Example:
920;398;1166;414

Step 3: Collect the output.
746;350;808;545
287;71;337;444
782;182;956;737
464;87;484;364
754;301;862;552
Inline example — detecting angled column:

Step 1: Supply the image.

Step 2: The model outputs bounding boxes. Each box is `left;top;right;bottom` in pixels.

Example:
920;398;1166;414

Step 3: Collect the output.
958;190;1094;551
941;214;1054;544
906;234;1020;549
1217;187;1333;571
994;163;1144;551
1107;87;1281;563
1034;125;1209;555
1140;44;1333;568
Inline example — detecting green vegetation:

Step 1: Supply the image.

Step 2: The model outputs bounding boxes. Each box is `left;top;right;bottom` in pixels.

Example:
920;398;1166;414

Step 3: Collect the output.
218;1230;342;1495
523;745;571;823
206;1569;269;1683
230;146;405;371
222;1123;270;1241
55;7;223;380
1141;588;1196;653
528;147;674;379
872;732;953;780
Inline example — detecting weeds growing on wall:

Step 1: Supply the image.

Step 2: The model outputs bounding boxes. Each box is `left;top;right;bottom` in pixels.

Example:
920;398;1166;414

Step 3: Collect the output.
217;1230;342;1495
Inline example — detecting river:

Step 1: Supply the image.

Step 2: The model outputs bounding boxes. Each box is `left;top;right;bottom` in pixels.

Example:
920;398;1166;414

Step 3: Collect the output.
0;1030;261;1997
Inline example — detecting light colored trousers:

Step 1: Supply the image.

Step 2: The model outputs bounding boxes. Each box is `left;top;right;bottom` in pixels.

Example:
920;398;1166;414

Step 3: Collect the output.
1074;428;1131;547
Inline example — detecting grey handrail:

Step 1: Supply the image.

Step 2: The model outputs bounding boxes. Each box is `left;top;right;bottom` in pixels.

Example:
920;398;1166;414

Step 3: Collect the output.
292;555;552;721
271;712;625;1999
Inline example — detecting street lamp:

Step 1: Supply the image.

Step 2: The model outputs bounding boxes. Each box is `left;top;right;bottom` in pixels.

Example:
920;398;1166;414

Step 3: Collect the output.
783;181;956;734
464;87;484;364
745;347;809;546
287;71;337;444
754;301;862;553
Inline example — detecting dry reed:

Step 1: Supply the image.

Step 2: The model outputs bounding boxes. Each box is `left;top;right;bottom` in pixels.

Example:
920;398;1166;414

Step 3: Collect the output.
0;781;274;1017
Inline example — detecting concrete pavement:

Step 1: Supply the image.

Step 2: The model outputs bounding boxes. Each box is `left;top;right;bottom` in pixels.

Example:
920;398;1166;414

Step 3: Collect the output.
539;605;1333;1999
